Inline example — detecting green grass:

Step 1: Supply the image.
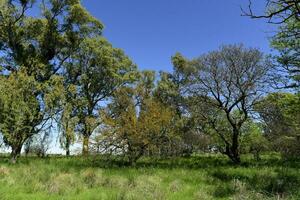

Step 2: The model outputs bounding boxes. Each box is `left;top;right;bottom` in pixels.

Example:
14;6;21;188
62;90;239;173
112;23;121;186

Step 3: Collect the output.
0;154;299;200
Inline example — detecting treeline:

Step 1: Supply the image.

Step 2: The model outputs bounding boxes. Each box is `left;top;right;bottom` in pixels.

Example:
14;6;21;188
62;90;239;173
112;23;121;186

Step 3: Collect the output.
0;0;299;164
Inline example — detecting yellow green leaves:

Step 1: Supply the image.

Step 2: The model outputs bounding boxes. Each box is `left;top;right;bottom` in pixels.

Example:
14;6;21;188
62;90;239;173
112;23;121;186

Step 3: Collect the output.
100;71;175;161
59;103;78;149
0;71;41;145
43;75;64;113
68;2;103;34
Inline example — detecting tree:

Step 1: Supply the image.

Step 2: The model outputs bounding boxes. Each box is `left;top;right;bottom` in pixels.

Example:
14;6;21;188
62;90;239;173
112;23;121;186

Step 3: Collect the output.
64;37;137;155
0;70;63;163
100;71;175;165
241;121;270;161
183;45;271;164
0;0;103;162
0;0;102;78
155;53;193;116
0;71;41;163
242;0;300;24
271;17;300;89
242;0;300;89
256;92;300;157
154;53;197;156
24;131;52;158
58;83;78;156
59;102;78;156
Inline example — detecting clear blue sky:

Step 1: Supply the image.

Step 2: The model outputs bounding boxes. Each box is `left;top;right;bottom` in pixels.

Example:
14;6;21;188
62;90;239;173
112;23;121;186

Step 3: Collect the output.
82;0;275;72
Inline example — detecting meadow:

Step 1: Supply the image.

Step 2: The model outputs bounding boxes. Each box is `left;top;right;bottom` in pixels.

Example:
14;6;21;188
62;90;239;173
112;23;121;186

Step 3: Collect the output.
0;154;299;200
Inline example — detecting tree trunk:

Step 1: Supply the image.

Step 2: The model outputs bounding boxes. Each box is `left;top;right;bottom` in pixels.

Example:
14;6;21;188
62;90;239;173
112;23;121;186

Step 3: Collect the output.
82;135;89;156
129;152;141;166
225;146;240;164
66;138;70;156
224;128;241;164
128;146;144;166
230;151;241;164
66;148;70;156
10;145;22;164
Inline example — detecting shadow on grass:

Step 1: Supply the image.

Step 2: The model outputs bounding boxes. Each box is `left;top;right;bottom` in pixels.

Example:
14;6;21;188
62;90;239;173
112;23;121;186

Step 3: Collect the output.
1;153;299;169
208;163;300;198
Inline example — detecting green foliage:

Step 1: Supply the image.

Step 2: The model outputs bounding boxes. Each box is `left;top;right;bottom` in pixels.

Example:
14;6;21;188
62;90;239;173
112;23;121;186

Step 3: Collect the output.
155;54;199;157
0;72;41;142
0;0;137;158
63;36;137;155
256;92;300;157
271;12;300;88
241;121;270;160
59;102;79;155
100;71;175;164
0;0;102;77
180;45;271;163
0;72;41;160
0;0;104;161
245;0;300;89
0;71;64;161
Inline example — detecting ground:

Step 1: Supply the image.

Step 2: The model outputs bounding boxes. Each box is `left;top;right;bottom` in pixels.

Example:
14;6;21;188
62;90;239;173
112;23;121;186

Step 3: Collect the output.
0;154;299;200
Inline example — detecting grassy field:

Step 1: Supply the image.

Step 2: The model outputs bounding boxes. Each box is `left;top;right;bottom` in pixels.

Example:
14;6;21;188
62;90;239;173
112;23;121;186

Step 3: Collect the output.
0;154;299;200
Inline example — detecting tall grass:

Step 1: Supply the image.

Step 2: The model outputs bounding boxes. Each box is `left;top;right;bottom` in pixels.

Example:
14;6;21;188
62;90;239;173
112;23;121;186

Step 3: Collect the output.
0;154;299;200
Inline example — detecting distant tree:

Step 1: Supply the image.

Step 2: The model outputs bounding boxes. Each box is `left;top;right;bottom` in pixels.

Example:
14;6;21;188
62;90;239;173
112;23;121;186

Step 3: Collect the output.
241;121;270;161
181;124;213;154
0;134;4;149
155;53;193;116
89;132;103;154
64;37;137;155
58;100;78;156
183;45;271;164
25;131;52;158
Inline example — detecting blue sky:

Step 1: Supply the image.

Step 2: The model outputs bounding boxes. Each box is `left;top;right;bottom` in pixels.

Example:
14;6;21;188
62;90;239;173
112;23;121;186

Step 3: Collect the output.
82;0;275;72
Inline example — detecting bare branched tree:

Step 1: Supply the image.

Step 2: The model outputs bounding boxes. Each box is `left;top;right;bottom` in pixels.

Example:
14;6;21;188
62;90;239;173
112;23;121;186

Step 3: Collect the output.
241;0;300;24
242;1;300;90
187;45;271;164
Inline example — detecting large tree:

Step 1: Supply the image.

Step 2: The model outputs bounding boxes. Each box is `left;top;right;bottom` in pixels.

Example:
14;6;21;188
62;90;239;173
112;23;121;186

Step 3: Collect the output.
183;45;271;163
0;0;102;78
0;71;41;162
155;53;202;156
0;0;102;161
0;70;63;162
63;37;137;155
